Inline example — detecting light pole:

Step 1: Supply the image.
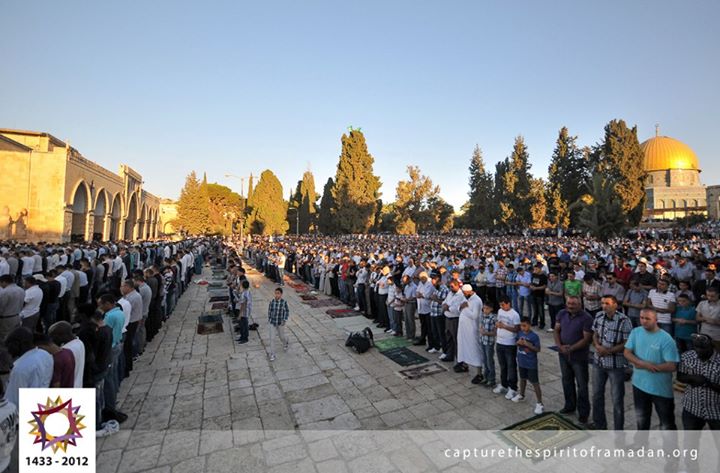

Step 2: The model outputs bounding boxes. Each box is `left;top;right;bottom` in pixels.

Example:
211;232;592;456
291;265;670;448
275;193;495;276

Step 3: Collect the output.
287;207;299;236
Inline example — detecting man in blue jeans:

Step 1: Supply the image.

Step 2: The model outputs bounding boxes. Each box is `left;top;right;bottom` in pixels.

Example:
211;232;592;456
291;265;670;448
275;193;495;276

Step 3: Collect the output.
590;295;632;429
554;295;593;424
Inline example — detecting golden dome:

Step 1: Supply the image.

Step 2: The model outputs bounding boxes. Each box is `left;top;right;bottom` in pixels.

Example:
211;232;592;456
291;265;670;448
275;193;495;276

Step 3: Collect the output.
640;135;700;172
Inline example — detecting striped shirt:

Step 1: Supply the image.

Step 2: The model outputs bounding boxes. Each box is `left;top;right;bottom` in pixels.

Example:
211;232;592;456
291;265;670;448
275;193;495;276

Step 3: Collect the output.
430;285;448;317
267;298;289;326
480;312;497;345
679;351;720;420
591;311;632;369
648;289;676;325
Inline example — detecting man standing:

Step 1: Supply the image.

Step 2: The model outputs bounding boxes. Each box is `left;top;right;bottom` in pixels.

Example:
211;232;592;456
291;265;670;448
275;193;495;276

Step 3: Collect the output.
624;308;679;430
554;295;593;424
414;271;434;348
529;264;547;329
121;279;143;377
545;272;564;333
456;284;484;382
19;276;43;331
428;272;447;355
493;295;521;400
0;274;24;373
440;279;464;363
647;278;676;335
677;333;720;429
696;286;720;352
591;295;632;430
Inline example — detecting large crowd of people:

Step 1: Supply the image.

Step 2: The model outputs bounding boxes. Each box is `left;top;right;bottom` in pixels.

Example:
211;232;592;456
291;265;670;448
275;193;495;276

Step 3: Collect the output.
244;231;720;431
0;236;218;459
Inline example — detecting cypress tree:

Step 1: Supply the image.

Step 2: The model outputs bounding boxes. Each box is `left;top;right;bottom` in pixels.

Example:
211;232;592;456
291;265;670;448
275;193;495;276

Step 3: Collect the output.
177;171;210;235
508;136;532;228
592;119;647;226
466;145;494;229
529;177;548;229
318;177;337;234
547;127;589;228
331;130;382;234
245;170;288;235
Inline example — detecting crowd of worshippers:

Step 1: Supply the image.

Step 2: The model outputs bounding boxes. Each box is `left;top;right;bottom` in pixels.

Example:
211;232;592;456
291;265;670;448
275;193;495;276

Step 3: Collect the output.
245;234;720;430
0;237;217;444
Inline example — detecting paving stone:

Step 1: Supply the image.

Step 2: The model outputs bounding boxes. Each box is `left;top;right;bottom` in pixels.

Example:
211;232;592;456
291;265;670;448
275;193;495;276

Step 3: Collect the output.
291;394;350;424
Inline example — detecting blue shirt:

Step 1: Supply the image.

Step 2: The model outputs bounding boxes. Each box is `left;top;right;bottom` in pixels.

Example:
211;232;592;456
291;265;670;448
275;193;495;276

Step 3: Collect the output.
516;329;540;369
104;307;125;347
625;327;679;398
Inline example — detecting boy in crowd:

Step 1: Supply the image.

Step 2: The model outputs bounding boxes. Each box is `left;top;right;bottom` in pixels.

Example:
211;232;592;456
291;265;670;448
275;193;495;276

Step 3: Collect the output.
512;316;544;414
267;287;290;361
479;303;497;388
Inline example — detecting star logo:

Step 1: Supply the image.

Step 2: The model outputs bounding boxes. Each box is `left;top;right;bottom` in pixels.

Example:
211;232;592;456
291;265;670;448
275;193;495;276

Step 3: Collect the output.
28;396;86;453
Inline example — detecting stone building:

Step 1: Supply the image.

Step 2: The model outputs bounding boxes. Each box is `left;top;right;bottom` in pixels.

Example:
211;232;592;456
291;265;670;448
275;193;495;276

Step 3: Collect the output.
641;130;707;221
159;199;179;235
0;128;162;243
707;185;720;221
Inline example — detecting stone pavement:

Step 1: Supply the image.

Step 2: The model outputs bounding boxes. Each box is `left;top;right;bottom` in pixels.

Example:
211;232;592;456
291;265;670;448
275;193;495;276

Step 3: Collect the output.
97;265;689;473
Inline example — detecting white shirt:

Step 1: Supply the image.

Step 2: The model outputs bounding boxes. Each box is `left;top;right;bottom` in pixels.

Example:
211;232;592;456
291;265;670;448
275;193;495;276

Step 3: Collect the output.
117;298;132;332
77;270;88;287
20;285;43;318
0;258;9;277
443;289;465;319
20;256;34;275
60;269;75;290
416;280;434;314
32;254;43;273
63;338;86;388
56;276;68;298
5;348;53;407
496;308;521;346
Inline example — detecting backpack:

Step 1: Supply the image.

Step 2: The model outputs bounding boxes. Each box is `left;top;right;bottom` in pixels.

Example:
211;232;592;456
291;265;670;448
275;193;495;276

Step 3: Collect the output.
345;327;374;354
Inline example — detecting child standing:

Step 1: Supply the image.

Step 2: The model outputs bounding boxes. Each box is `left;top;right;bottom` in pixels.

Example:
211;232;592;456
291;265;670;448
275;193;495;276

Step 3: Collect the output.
513;316;544;414
235;280;252;344
267;287;289;361
479;303;497;388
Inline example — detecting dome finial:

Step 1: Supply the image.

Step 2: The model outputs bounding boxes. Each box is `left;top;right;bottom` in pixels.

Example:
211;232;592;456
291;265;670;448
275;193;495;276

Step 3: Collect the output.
655;123;660;137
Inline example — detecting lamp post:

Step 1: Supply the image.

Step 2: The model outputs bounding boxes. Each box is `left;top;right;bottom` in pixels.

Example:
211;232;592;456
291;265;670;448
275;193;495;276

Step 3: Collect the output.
287;207;299;236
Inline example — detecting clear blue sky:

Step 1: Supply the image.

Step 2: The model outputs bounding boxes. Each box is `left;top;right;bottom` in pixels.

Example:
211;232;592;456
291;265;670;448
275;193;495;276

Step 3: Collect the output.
2;0;718;209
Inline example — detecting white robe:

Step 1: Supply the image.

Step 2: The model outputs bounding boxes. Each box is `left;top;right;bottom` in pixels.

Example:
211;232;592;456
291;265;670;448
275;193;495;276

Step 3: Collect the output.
457;294;484;367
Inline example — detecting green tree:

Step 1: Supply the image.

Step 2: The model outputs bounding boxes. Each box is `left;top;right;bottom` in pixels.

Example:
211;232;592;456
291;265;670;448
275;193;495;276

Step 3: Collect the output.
466;145;495;229
591;119;647;226
529;178;548;229
507;136;533;228
575;174;628;240
495;159;514;228
176;171;210;235
318;177;337;234
547;127;588;228
394;165;440;233
331;130;382;233
245;170;288;235
206;183;244;235
291;171;318;233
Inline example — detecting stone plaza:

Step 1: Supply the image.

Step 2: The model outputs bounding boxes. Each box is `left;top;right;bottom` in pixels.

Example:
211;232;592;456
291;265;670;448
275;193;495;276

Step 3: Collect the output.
90;262;705;473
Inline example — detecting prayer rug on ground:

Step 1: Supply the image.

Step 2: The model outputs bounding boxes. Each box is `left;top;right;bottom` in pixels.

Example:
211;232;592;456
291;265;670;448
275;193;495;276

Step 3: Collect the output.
209;296;229;302
374;337;411;352
397;362;446;380
498;412;589;461
197;314;224;335
208;281;226;288
300;294;318;301
287;281;311;293
304;298;344;308
326;308;362;318
380;347;429;367
211;302;228;310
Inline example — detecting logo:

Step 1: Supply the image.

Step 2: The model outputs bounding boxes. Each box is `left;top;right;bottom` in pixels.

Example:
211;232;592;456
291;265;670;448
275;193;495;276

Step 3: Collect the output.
27;396;86;453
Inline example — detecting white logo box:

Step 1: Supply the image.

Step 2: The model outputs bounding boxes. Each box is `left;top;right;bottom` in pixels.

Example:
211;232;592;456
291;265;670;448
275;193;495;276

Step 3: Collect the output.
19;388;96;473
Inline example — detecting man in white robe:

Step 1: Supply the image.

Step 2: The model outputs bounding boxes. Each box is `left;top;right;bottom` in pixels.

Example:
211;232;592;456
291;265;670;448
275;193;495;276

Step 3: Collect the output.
456;284;485;384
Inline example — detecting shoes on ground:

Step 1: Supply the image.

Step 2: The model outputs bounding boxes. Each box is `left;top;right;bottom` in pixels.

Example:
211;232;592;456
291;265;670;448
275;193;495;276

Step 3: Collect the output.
283;341;289;351
96;420;120;438
492;384;507;394
534;403;544;415
269;354;276;361
558;407;575;415
505;389;518;400
427;348;438;353
511;393;525;403
471;375;485;385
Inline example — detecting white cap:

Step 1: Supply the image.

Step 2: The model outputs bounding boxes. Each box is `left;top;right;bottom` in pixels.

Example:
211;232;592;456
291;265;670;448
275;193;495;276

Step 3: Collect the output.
461;284;473;292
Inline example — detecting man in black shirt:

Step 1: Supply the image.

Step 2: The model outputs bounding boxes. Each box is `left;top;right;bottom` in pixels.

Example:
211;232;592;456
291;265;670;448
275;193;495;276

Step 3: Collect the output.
530;264;548;329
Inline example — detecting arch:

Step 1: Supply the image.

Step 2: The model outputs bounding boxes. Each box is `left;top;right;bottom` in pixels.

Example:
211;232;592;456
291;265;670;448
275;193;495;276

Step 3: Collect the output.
138;203;148;240
109;193;122;241
657;200;665;210
70;181;90;241
93;189;108;241
125;194;138;240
